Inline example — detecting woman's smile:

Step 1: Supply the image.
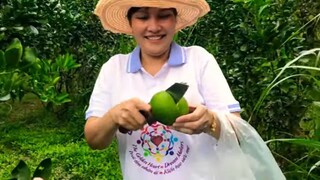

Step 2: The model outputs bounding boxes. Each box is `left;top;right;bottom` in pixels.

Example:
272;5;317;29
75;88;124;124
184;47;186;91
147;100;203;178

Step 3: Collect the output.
145;35;166;40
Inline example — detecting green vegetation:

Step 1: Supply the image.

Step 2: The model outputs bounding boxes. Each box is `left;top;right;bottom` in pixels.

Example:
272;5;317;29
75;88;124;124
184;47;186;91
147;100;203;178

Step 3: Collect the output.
0;0;319;179
0;94;122;179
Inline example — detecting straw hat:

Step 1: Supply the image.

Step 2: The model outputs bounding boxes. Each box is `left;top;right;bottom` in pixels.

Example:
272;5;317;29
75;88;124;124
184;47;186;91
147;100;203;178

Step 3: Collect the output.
94;0;210;35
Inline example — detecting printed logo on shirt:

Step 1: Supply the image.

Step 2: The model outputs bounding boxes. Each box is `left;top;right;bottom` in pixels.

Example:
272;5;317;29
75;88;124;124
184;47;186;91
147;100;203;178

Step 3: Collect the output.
128;123;190;175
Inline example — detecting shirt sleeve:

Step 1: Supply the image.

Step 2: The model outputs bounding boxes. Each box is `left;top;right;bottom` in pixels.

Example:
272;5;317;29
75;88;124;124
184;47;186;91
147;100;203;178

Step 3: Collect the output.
199;51;241;113
85;62;113;120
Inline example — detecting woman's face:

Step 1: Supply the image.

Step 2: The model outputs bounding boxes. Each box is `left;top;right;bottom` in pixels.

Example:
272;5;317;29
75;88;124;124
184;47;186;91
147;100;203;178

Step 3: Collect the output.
129;7;177;58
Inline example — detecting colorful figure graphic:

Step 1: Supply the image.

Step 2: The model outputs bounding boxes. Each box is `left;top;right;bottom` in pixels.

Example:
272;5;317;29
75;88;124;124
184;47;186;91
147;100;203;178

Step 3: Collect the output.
137;123;179;162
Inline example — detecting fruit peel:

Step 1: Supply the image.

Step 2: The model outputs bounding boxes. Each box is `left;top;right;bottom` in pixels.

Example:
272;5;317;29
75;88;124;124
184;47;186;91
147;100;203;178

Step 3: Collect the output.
150;91;189;125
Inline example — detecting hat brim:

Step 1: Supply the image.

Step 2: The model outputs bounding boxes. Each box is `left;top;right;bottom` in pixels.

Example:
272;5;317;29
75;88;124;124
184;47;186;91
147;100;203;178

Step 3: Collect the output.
94;0;210;35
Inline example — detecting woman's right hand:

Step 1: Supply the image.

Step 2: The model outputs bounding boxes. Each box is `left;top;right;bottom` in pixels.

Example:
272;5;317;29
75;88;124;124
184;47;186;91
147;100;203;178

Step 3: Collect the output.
109;98;151;131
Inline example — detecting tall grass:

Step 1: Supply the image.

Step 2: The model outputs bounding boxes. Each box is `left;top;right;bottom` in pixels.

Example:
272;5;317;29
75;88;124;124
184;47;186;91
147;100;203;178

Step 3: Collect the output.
249;46;320;178
249;48;320;121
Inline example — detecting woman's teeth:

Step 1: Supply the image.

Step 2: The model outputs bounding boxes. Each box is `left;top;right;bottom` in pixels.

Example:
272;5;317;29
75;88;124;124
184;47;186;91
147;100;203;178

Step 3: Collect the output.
147;36;163;40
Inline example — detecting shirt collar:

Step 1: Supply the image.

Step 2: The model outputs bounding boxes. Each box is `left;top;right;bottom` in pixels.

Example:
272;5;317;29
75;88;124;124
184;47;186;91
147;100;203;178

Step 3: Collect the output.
127;42;186;73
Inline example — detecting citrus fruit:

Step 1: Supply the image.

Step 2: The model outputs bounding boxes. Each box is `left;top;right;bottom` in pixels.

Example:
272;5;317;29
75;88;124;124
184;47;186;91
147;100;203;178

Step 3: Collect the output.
150;91;189;125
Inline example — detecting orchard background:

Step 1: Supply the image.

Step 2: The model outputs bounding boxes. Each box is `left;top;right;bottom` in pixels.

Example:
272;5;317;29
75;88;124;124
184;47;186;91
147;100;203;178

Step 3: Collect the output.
0;0;319;179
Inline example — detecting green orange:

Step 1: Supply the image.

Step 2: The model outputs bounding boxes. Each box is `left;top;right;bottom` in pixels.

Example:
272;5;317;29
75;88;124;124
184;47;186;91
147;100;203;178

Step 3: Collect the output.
150;91;189;125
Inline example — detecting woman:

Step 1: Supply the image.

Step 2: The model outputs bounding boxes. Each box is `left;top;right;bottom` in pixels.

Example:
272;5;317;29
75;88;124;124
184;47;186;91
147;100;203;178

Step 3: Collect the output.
85;0;285;179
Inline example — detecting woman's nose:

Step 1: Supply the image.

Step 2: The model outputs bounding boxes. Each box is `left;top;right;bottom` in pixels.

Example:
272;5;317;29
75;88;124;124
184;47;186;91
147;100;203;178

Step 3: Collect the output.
146;18;161;32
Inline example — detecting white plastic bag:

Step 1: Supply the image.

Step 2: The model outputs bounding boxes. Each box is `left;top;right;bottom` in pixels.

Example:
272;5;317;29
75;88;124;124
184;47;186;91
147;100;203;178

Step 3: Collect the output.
212;113;286;180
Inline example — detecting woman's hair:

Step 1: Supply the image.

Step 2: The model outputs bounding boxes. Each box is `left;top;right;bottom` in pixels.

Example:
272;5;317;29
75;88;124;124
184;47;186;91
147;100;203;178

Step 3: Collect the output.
127;7;178;22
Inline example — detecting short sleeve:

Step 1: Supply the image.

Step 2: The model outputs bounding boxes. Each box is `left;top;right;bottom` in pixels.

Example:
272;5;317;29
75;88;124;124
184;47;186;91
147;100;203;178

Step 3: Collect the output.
199;52;241;112
85;63;113;120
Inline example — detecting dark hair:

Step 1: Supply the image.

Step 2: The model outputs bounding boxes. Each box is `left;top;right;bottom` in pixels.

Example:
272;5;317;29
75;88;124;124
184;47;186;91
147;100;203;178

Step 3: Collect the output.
126;7;178;22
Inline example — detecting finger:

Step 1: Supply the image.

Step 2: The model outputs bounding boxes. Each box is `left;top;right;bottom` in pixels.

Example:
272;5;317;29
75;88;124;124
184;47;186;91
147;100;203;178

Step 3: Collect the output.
131;108;148;126
118;110;136;128
174;127;193;135
132;98;151;112
120;99;148;128
120;109;146;130
172;120;204;132
175;105;206;123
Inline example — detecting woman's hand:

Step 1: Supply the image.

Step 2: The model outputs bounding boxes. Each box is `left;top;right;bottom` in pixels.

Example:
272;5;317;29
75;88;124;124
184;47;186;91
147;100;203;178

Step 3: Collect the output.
172;105;220;138
109;98;151;131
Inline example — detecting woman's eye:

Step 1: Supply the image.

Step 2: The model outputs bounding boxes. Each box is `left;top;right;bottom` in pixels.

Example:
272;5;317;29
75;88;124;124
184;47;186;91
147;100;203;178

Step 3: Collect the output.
158;14;171;19
135;15;149;20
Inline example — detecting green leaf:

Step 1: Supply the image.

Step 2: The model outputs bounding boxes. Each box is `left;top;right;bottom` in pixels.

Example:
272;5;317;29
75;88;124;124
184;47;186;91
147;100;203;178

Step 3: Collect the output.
13;27;24;31
52;77;60;85
266;138;320;149
0;94;11;101
300;101;320;139
29;25;39;35
258;3;276;16
20;47;38;71
0;50;5;68
240;45;247;52
23;47;37;64
55;54;81;71
33;158;52;180
0;32;5;41
3;75;13;92
5;39;23;69
10;160;31;180
309;160;320;175
55;93;71;104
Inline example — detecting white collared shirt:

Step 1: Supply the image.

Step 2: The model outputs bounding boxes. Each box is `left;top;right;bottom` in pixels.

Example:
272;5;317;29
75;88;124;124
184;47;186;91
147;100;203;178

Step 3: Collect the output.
86;43;241;179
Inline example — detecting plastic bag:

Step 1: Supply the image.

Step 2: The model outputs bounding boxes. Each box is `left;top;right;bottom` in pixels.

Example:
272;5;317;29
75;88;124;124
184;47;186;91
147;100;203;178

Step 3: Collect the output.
197;113;287;180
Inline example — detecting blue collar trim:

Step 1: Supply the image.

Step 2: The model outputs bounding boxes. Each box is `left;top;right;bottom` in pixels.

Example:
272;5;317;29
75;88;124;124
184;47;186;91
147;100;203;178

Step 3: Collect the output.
127;42;186;73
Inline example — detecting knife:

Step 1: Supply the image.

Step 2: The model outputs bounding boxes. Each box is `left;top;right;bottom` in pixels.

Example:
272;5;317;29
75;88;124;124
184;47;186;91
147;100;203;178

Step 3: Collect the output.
119;82;189;133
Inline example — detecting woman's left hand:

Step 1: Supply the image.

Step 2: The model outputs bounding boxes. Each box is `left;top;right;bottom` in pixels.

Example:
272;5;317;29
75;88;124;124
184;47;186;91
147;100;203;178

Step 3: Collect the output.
172;105;215;135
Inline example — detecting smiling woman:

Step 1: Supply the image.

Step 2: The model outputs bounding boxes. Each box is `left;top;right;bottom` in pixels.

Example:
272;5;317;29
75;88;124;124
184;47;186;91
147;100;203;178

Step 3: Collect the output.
129;7;178;75
84;0;286;179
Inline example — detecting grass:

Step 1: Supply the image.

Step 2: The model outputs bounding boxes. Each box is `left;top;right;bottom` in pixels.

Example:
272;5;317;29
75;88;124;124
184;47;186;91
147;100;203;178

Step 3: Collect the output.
0;94;122;179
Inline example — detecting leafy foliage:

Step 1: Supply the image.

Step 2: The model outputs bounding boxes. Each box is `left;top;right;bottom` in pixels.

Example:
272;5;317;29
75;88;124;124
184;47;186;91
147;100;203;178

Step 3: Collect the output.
0;0;134;107
258;48;320;178
0;38;80;110
10;158;52;180
1;0;320;179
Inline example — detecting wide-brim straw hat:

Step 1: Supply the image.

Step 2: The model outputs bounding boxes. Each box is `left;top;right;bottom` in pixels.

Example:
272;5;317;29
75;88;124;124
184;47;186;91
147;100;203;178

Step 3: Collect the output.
94;0;210;35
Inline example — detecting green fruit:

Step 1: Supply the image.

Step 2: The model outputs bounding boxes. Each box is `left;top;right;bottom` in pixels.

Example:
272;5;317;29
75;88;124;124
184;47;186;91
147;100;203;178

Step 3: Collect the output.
150;91;189;125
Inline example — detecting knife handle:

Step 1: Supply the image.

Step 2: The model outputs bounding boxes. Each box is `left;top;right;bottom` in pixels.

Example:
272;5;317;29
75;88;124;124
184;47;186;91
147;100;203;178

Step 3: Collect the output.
139;110;157;125
119;126;129;133
118;110;154;134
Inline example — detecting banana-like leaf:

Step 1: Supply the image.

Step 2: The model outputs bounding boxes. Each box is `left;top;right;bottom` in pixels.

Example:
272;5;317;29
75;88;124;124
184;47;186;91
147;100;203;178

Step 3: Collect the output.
5;39;23;69
33;158;52;180
10;160;31;180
